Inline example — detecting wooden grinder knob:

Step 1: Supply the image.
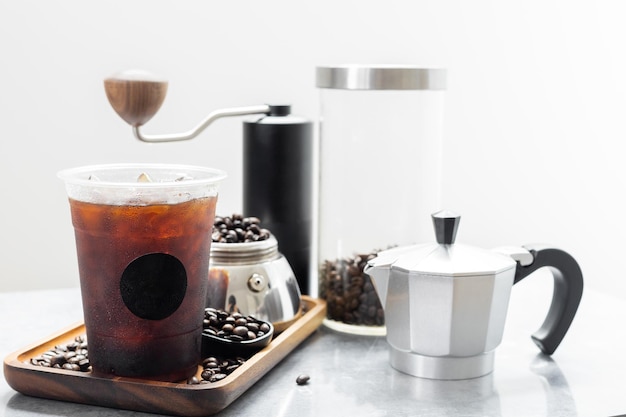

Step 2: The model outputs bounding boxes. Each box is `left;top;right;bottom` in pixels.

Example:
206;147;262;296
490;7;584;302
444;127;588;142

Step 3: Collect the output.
104;70;168;127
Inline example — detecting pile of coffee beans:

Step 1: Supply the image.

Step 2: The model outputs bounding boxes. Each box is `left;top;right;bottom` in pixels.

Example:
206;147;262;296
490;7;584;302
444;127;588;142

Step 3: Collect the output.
203;308;272;342
29;334;249;385
187;356;247;384
320;252;385;327
212;214;271;243
28;335;90;372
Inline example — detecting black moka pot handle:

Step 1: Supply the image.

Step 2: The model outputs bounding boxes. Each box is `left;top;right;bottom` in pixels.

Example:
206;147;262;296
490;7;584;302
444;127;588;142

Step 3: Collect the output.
513;244;584;355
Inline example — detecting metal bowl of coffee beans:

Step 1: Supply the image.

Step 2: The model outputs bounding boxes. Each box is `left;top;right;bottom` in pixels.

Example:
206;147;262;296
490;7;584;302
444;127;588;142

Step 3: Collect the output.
202;308;274;356
207;214;302;332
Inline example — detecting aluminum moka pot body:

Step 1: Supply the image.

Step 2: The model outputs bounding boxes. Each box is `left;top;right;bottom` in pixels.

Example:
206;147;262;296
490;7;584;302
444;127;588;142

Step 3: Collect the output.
369;247;515;380
364;211;584;380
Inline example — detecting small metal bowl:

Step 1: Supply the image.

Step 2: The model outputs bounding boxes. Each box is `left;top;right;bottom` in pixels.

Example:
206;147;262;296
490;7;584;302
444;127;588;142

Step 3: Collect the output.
207;235;302;328
201;320;274;357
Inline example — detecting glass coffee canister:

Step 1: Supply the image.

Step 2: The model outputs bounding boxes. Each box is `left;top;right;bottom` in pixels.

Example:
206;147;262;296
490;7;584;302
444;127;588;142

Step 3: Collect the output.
316;65;447;335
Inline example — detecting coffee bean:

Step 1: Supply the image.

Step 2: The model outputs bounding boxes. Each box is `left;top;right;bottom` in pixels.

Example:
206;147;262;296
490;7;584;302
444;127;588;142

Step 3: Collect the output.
233;326;249;337
203;357;217;365
50;354;66;366
201;369;215;380
243;217;260;227
78;358;90;371
226;230;238;243
63;363;80;371
210;373;227;382
296;374;310;385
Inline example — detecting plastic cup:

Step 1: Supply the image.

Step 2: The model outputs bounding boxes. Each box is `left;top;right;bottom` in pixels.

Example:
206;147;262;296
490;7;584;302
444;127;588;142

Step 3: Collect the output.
58;163;226;381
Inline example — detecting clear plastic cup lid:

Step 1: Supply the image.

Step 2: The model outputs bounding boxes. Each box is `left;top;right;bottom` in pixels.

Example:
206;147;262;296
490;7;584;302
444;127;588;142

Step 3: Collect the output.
58;163;227;205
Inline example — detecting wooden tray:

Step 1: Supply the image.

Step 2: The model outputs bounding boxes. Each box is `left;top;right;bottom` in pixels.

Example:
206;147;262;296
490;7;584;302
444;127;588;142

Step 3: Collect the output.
4;296;326;416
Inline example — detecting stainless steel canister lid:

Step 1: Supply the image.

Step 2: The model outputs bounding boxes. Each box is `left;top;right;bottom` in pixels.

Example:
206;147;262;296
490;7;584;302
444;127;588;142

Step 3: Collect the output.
316;65;447;90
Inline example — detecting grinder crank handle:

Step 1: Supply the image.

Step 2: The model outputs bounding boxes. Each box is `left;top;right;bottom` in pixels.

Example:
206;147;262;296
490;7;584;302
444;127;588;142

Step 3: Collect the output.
513;244;584;355
103;69;271;143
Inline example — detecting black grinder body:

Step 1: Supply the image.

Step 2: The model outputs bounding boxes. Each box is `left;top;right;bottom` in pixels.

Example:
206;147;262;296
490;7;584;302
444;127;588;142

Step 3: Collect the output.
242;105;313;294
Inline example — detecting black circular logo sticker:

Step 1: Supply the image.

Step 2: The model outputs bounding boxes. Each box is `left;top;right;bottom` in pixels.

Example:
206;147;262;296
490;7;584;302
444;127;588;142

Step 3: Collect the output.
120;253;187;320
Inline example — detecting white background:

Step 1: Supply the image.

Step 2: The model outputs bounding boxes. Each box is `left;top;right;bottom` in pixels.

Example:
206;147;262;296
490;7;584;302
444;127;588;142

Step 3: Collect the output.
1;0;625;295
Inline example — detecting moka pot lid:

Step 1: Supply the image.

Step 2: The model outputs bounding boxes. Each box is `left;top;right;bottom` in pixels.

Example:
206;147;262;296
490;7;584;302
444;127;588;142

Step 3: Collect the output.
369;211;516;277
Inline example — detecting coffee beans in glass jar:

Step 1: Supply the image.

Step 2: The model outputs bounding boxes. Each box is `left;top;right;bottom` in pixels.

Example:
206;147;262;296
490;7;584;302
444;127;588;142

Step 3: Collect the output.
319;251;385;331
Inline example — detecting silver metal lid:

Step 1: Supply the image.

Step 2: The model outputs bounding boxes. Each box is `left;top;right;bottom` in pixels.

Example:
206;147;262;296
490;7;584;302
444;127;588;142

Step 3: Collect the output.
366;211;515;277
210;234;279;264
316;65;447;91
391;243;515;277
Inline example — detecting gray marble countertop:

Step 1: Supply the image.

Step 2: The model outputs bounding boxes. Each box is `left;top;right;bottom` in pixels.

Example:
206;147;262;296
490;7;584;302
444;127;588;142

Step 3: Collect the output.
1;279;625;417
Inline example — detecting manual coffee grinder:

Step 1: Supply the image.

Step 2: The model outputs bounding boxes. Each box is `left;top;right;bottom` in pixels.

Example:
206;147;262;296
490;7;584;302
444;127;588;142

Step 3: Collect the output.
103;70;313;295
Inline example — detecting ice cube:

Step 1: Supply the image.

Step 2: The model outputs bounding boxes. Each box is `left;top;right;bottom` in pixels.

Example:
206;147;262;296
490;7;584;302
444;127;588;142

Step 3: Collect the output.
137;172;153;183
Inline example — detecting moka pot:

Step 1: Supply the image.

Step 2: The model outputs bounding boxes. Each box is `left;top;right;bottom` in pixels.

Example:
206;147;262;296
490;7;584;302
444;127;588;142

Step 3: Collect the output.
364;210;583;380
